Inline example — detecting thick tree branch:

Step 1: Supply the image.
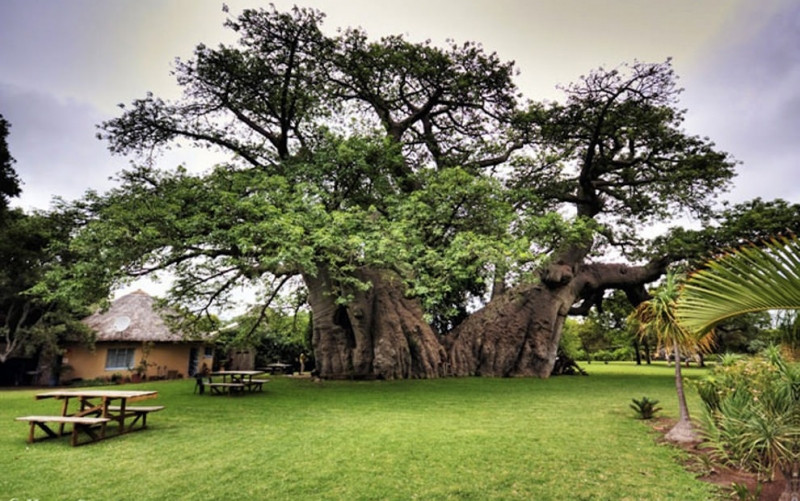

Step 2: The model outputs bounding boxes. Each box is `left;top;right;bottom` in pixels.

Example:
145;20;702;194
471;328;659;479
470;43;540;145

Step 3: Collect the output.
569;256;671;312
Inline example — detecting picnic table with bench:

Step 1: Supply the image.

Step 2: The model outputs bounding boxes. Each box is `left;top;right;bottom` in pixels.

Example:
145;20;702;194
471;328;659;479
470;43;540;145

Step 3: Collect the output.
199;370;268;395
15;389;163;446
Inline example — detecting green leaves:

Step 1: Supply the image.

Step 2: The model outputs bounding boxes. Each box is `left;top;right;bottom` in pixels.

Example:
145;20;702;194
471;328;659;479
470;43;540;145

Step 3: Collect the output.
0;208;94;362
630;396;662;420
515;60;736;258
678;236;800;335
697;351;799;477
634;271;711;353
0;114;21;216
90;6;744;334
386;167;516;322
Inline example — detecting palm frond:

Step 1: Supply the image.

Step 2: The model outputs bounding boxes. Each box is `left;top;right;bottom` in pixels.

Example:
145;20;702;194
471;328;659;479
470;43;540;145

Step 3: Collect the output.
678;236;800;334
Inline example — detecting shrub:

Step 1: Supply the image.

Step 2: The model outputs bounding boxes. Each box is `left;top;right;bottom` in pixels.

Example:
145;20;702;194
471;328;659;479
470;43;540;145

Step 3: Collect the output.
612;346;635;361
558;323;585;361
630;396;662;419
697;349;799;480
594;350;613;364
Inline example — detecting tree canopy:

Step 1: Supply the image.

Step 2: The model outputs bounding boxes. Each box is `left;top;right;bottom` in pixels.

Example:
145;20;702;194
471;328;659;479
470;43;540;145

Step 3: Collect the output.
0;208;92;365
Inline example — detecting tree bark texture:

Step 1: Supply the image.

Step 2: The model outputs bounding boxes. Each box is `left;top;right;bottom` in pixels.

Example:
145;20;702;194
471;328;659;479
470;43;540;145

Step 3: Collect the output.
304;267;447;379
445;280;574;378
446;259;667;378
665;345;699;443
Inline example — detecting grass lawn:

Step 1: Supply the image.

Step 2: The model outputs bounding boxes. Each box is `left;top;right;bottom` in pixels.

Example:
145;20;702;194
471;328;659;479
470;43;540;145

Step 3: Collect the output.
0;362;721;500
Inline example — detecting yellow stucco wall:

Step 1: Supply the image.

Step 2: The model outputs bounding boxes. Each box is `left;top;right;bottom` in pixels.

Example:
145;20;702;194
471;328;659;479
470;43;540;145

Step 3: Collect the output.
63;342;214;382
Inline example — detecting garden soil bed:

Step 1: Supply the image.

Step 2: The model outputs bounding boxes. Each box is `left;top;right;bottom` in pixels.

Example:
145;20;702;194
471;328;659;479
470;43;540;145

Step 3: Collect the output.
650;418;787;501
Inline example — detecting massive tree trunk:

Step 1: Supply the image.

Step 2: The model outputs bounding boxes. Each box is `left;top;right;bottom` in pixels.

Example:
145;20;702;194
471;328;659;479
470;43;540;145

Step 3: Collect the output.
304;266;447;379
445;274;576;378
446;258;667;378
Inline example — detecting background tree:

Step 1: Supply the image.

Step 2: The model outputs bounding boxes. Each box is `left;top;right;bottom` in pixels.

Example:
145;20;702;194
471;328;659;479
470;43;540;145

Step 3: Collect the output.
0;116;92;384
650;198;800;268
712;311;773;355
771;310;800;360
0;208;92;385
559;291;642;364
561;317;604;362
589;290;642;362
217;304;311;371
209;282;311;371
0;113;22;220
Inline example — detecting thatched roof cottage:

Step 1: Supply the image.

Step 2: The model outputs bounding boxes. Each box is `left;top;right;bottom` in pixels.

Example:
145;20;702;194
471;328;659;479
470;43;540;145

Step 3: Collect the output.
63;290;214;383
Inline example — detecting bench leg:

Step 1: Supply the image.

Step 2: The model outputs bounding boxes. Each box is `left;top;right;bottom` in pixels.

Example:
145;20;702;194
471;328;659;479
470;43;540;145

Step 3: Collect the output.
30;421;59;443
127;412;148;431
59;400;70;436
72;422;107;446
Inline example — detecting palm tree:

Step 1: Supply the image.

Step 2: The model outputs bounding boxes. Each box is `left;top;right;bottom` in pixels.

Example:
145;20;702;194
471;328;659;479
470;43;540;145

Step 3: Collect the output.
633;271;713;443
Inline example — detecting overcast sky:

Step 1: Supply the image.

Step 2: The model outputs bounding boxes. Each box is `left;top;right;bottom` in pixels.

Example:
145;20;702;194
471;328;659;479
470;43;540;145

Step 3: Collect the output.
1;1;799;304
2;0;798;211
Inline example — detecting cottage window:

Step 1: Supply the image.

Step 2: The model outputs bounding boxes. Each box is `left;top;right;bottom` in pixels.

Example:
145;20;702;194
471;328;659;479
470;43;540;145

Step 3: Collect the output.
105;348;135;370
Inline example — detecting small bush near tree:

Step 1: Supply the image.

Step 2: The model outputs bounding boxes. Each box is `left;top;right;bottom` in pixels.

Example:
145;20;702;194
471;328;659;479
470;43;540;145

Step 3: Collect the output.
612;346;635;361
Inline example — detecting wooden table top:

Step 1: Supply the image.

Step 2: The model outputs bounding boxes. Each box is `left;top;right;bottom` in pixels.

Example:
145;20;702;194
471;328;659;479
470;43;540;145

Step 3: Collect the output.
35;390;158;400
209;370;263;376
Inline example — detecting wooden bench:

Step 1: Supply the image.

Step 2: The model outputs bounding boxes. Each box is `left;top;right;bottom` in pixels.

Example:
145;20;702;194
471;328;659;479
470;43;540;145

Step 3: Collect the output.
246;379;270;392
16;415;111;446
207;383;245;395
106;405;165;431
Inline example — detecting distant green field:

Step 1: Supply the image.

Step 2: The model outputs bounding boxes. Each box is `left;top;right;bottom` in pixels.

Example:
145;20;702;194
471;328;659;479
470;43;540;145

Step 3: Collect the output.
0;362;720;500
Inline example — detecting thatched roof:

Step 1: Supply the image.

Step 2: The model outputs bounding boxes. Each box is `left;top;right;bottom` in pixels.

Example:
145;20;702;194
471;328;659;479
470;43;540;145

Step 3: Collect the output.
83;290;185;343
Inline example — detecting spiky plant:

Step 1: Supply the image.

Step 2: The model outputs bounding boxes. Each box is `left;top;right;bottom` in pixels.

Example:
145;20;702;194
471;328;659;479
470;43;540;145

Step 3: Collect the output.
630;396;662;419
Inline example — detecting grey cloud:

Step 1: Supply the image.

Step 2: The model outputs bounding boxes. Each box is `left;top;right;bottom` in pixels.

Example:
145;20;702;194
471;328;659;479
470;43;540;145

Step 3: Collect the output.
682;2;800;204
1;83;127;210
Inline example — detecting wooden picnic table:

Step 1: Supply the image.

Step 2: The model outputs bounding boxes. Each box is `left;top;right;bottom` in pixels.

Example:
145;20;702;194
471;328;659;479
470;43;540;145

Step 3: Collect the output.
17;389;162;445
207;370;268;394
259;363;293;375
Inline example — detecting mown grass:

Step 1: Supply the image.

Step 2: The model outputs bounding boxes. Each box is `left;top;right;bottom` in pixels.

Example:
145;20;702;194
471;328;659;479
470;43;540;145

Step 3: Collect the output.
0;362;720;500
